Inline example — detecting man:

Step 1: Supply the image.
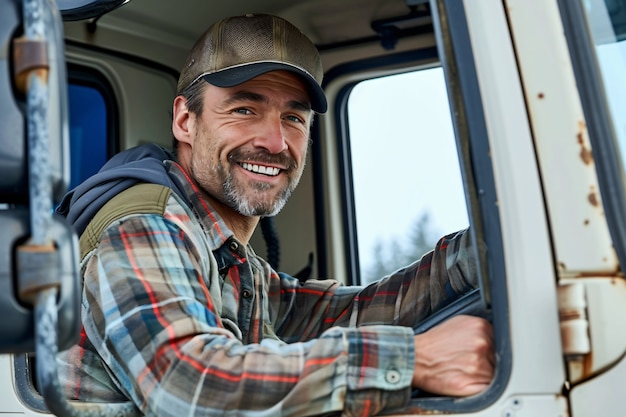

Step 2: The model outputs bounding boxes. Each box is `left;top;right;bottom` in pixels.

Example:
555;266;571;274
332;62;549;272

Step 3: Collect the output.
57;14;494;416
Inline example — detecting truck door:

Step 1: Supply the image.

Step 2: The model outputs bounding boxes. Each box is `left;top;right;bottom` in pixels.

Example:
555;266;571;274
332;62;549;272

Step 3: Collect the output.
500;0;626;415
442;0;626;415
555;1;626;415
382;0;626;415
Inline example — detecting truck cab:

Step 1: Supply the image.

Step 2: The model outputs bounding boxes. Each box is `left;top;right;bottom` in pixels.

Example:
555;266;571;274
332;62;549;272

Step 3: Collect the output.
1;0;625;415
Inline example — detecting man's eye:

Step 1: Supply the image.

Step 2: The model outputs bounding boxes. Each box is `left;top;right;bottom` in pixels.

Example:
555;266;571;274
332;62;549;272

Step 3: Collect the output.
234;108;252;115
286;115;304;124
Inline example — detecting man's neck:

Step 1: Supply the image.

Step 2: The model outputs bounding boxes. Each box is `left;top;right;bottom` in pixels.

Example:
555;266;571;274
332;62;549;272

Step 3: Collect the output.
204;194;260;245
220;208;259;245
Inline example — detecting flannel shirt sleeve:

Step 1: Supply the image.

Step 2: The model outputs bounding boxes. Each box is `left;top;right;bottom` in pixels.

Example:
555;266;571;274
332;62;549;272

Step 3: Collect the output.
274;228;480;337
269;228;481;413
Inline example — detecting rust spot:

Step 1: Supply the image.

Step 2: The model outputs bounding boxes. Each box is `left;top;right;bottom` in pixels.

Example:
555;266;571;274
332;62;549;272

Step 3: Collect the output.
13;37;49;93
584;219;590;226
578;121;594;165
588;191;599;207
580;145;593;165
583;352;593;378
560;310;584;320
574;270;621;277
538;92;545;99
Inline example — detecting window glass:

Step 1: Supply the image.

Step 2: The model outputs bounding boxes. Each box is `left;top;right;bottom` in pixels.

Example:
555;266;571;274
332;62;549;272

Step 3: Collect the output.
584;0;626;161
348;68;469;284
67;84;108;189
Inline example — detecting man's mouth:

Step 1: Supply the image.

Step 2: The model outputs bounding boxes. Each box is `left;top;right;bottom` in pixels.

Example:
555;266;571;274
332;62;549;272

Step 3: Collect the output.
240;162;281;177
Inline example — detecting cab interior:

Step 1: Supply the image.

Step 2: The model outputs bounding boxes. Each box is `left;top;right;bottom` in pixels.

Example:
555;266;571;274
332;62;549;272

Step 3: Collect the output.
56;0;465;287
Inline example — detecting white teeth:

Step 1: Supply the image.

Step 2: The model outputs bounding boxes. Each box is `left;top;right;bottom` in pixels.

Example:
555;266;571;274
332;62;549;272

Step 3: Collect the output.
241;162;280;177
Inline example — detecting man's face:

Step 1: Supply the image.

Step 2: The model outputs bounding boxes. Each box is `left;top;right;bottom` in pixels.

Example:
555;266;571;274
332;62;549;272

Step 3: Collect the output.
187;70;313;217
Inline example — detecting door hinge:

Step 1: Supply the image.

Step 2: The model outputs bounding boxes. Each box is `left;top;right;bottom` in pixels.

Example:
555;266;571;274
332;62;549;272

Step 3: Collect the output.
558;282;590;383
558;282;591;355
558;277;626;384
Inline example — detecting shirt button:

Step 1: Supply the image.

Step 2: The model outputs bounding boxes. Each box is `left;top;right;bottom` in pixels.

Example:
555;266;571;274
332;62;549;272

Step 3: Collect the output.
229;241;239;251
242;289;252;299
385;369;401;385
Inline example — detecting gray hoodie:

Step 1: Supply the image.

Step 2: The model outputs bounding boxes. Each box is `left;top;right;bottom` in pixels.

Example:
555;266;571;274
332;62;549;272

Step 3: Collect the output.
56;143;191;235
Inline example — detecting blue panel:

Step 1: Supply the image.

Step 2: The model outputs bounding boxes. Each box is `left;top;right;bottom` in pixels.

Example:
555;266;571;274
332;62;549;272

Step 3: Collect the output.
67;84;108;190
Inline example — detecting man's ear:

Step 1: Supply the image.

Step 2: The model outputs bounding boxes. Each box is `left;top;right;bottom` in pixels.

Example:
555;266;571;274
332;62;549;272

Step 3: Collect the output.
172;96;193;145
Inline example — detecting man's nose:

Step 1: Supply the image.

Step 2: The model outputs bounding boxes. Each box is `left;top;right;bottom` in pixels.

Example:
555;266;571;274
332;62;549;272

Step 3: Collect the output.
252;116;288;154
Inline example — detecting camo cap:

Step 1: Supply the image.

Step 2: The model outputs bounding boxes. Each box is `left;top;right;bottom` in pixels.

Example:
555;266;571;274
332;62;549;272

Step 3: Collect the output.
177;14;327;113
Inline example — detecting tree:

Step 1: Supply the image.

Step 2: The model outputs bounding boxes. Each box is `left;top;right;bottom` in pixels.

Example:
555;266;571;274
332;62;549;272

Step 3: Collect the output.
362;212;440;284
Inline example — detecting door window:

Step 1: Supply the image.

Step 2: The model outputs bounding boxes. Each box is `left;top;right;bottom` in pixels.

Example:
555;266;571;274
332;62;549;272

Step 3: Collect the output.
585;0;626;160
347;68;468;284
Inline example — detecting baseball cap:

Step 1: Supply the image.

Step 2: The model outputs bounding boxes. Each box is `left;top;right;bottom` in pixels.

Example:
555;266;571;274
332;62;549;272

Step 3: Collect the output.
177;14;327;113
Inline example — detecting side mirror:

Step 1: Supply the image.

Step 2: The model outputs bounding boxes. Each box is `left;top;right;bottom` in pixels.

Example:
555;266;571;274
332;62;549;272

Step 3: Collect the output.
57;0;131;21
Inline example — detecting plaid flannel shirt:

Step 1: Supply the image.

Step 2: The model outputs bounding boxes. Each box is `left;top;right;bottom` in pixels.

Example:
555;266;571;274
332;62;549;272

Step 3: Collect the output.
57;161;479;417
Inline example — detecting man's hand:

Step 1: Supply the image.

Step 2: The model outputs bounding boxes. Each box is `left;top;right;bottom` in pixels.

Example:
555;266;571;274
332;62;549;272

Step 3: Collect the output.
412;315;494;396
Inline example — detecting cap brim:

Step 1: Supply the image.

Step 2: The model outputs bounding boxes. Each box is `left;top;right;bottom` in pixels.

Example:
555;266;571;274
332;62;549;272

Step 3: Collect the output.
202;62;327;113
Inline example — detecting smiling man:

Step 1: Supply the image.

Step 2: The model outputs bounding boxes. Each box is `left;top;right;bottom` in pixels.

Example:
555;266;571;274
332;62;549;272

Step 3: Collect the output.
56;13;494;417
174;71;312;232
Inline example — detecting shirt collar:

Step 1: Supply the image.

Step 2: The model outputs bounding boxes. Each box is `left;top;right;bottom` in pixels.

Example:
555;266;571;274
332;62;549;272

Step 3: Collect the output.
164;160;246;263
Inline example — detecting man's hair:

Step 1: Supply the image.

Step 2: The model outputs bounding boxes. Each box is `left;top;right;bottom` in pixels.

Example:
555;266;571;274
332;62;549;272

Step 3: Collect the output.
171;79;207;155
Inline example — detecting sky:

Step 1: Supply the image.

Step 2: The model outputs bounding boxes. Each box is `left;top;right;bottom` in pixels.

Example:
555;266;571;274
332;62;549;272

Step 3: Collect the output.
347;67;469;275
596;40;626;163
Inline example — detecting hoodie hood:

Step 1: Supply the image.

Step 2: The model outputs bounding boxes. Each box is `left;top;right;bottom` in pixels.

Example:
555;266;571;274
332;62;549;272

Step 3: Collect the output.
56;143;191;235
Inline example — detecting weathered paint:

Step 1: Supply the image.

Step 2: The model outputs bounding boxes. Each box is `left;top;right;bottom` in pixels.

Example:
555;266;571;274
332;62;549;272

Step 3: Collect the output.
578;121;594;166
